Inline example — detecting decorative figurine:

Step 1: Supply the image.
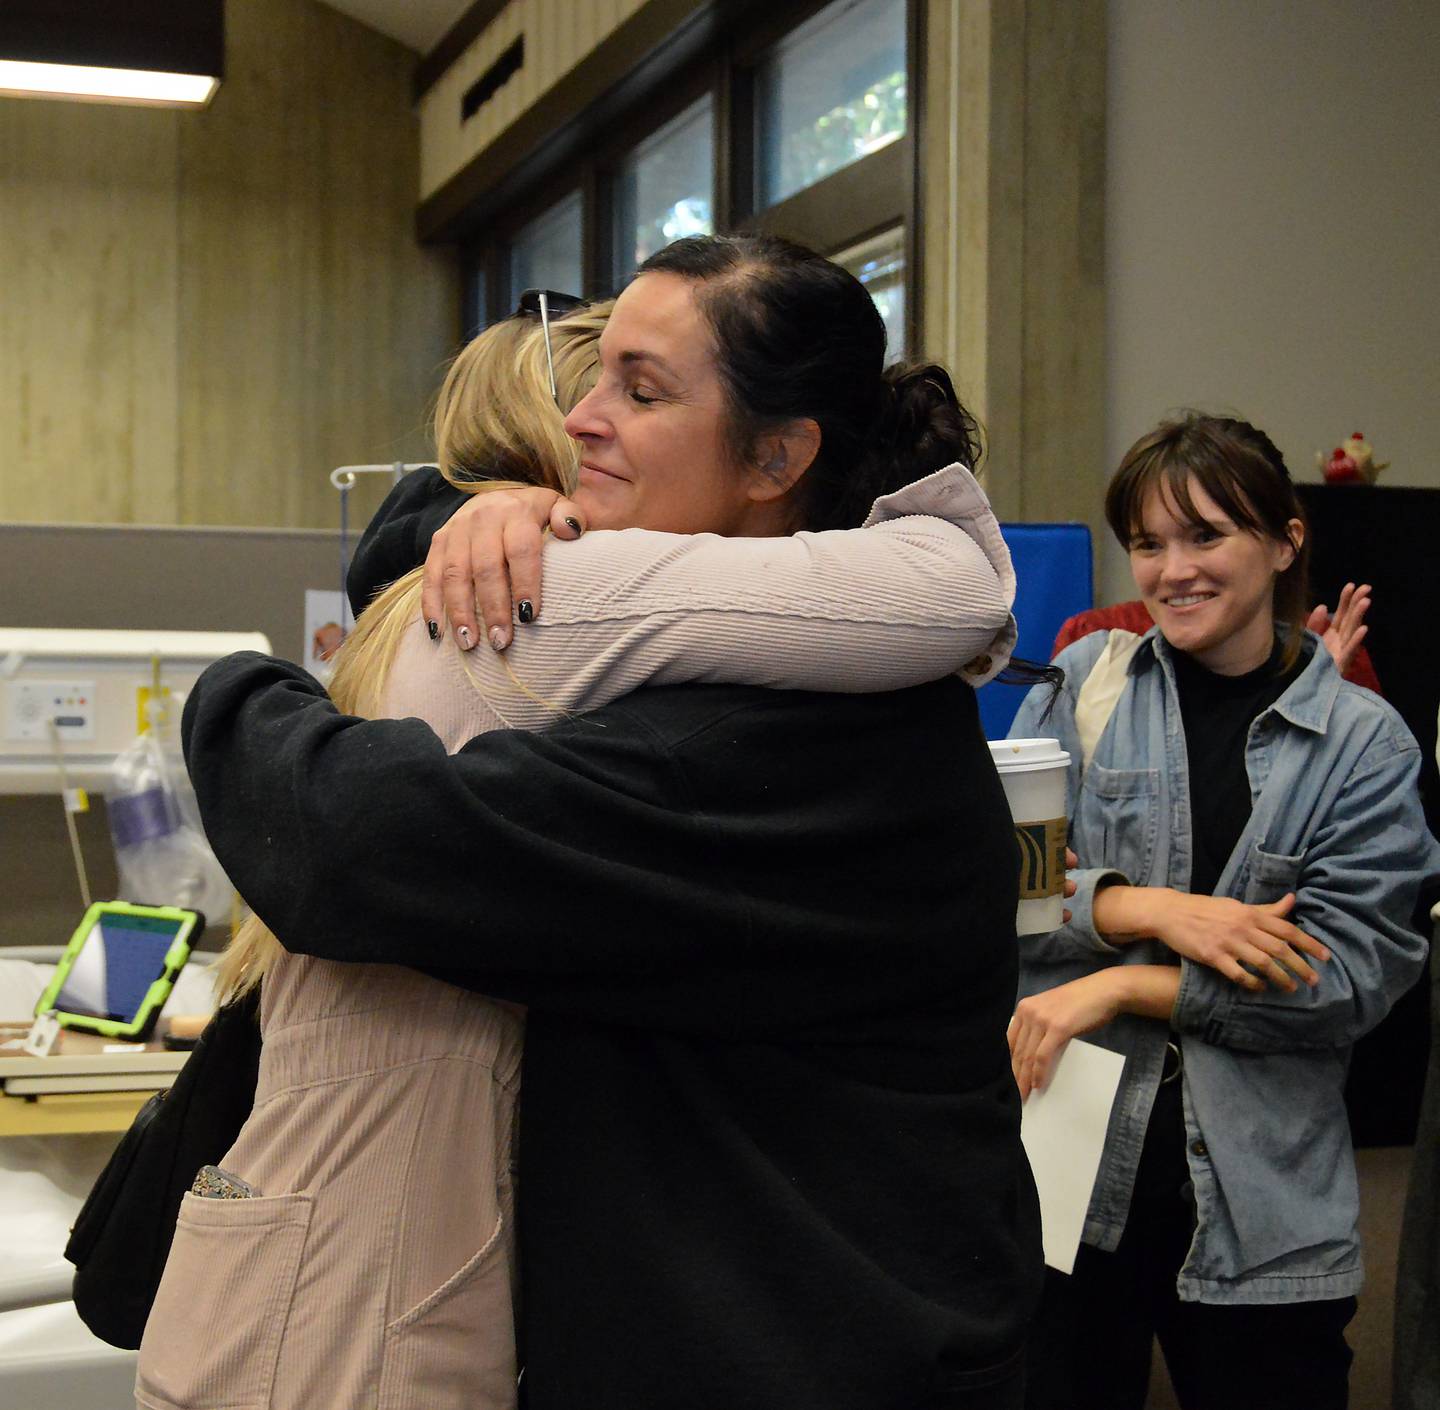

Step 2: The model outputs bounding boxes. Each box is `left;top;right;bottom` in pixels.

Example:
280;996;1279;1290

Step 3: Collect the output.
1318;431;1388;485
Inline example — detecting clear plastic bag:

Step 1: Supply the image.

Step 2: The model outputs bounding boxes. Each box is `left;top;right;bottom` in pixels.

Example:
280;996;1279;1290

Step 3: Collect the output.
107;697;233;924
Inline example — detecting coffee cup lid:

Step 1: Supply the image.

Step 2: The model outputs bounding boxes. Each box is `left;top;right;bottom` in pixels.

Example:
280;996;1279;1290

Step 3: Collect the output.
987;737;1071;772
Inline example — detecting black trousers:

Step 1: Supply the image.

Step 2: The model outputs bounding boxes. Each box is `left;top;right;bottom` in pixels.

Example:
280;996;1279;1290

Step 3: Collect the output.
1024;1062;1357;1410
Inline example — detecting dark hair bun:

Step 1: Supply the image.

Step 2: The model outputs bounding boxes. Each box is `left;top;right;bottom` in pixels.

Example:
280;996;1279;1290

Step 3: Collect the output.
874;363;983;481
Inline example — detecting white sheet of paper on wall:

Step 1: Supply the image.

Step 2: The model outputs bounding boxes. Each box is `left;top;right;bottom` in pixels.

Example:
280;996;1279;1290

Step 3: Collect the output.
1019;1038;1126;1274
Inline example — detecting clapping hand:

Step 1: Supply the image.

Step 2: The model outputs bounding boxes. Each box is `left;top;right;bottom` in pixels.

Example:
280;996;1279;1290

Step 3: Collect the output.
1306;582;1371;678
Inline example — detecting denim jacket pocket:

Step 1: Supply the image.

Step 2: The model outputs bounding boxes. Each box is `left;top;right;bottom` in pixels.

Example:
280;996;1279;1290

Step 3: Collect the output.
1243;844;1305;905
1080;765;1161;885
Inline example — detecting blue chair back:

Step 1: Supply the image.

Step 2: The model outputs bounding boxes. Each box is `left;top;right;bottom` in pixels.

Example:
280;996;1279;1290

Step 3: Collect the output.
977;522;1093;739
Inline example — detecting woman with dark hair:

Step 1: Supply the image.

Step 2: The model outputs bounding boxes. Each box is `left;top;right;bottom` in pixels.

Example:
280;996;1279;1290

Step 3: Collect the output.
1006;413;1439;1410
412;237;1052;706
178;235;1044;1410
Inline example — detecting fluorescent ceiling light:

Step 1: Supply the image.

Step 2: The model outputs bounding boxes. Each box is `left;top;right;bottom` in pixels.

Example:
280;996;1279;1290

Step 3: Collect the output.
0;58;218;107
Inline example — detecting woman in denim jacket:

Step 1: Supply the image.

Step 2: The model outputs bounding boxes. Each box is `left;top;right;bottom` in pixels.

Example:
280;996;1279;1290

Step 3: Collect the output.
1008;414;1439;1410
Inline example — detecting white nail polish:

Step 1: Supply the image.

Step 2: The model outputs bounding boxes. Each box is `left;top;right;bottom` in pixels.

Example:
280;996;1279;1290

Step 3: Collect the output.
489;627;508;652
457;626;473;650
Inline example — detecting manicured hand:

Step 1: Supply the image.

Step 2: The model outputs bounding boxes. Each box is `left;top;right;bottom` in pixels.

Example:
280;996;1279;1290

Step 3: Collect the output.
1305;582;1371;678
1149;890;1330;992
421;489;586;651
1007;971;1125;1100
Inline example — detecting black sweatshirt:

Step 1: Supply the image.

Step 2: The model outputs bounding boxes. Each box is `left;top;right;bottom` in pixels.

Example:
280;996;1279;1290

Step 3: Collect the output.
183;651;1041;1408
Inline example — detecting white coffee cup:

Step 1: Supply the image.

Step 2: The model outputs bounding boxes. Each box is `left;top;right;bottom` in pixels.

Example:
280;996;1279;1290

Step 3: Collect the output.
987;738;1071;934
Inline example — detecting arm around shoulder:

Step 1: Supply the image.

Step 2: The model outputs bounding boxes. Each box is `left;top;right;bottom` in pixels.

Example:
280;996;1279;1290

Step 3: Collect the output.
181;652;750;1014
535;506;1017;701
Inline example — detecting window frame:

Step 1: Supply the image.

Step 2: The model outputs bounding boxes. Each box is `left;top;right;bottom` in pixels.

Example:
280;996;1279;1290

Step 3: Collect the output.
453;0;921;348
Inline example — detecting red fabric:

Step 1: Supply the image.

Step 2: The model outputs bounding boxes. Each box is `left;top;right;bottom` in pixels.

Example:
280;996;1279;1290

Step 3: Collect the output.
1051;601;1384;696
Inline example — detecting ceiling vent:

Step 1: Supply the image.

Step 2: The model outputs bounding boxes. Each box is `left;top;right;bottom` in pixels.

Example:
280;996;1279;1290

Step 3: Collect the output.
462;36;524;124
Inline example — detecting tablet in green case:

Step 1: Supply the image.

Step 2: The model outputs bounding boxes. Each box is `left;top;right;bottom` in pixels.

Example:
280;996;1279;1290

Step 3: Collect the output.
35;901;202;1042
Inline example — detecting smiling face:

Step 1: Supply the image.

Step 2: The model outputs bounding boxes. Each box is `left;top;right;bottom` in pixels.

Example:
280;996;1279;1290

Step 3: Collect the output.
562;272;767;534
1128;475;1300;675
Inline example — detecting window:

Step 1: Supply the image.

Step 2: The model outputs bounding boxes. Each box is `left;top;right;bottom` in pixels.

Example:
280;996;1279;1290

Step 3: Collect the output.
507;190;583;307
756;0;907;208
835;225;906;363
612;96;714;288
455;0;914;344
745;0;911;356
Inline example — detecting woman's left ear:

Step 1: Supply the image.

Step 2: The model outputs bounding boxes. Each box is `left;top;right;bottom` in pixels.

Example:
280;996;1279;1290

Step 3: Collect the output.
747;419;822;502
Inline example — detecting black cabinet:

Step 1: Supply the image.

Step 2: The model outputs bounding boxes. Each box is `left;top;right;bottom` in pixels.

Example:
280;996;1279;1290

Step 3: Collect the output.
1297;483;1439;1146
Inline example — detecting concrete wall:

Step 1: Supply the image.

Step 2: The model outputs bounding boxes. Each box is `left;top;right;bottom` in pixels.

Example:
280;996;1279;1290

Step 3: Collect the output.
0;0;458;532
1101;0;1439;600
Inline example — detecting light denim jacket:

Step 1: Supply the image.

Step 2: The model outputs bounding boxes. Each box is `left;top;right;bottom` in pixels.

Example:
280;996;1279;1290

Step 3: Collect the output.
1010;628;1438;1304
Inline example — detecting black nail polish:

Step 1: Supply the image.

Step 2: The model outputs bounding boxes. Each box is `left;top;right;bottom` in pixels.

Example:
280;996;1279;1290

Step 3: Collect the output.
564;517;582;536
517;600;534;625
426;619;440;641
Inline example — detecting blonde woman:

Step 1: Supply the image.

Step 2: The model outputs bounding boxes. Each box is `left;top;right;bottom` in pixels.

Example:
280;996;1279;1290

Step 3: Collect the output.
136;287;1021;1410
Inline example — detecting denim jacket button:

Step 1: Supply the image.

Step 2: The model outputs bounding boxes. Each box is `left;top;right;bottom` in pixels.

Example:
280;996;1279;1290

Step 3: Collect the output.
1190;1139;1208;1158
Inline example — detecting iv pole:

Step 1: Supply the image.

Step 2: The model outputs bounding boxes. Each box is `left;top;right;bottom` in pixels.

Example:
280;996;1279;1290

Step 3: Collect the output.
328;463;430;627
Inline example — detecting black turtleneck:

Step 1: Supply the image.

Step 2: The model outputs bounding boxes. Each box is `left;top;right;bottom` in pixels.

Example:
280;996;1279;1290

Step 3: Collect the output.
1171;638;1307;895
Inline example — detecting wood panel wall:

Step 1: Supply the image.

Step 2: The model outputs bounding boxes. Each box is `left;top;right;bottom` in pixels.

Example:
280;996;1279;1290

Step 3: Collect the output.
0;0;459;532
418;0;647;201
921;0;1106;538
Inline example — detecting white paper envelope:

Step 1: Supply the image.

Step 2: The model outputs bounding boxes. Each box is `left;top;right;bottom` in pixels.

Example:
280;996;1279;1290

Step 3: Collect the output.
1019;1038;1126;1274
